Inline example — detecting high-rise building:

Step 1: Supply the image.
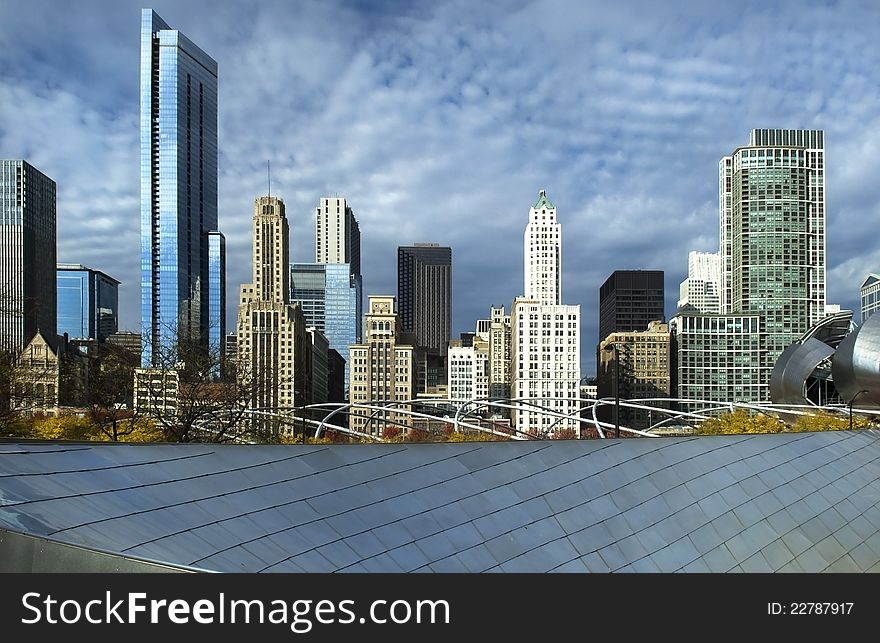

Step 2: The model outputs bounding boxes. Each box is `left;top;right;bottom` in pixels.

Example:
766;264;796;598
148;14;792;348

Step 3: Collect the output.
671;312;765;406
713;129;827;400
290;262;362;392
0;160;56;353
397;243;452;357
348;295;414;437
524;190;561;305
677;251;721;313
140;9;222;367
860;274;880;323
207;231;226;363
57;264;119;342
598;270;665;343
512;191;581;438
236;197;309;419
315;197;360;275
597;321;672;431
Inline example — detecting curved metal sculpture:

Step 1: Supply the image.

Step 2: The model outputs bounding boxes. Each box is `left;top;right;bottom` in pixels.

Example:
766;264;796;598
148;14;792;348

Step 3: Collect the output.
770;338;835;404
832;312;880;407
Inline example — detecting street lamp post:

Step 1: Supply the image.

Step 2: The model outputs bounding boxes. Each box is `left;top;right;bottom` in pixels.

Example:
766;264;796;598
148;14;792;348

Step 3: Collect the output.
604;343;620;438
849;389;870;431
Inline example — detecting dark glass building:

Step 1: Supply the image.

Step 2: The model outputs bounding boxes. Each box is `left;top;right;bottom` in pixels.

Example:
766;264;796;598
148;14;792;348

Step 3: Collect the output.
57;264;120;342
598;270;665;342
397;243;452;357
0;160;56;352
140;9;222;366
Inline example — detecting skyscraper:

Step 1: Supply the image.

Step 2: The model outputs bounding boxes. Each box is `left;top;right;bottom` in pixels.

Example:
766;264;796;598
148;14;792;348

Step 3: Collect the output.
524;190;561;305
0;160;56;352
397;243;452;357
315;197;360;274
140;9;222;366
511;191;581;437
598;270;665;343
677;251;721;313
860;274;880;323
207;231;226;373
236;197;309;416
57;263;119;342
290;262;362;392
720;129;826;376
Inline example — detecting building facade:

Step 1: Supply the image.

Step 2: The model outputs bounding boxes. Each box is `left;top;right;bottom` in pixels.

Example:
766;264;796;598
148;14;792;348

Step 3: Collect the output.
0;160;56;353
57;263;119;342
397;243;452;357
140;9;223;367
236;197;309;421
597;320;672;431
720;129;826;369
290;262;362;392
315;197;360;275
207;231;226;366
860;274;880;323
598;270;665;343
348;295;414;437
474;305;512;402
511;191;581;438
447;337;489;406
677;251;721;314
671;312;765;406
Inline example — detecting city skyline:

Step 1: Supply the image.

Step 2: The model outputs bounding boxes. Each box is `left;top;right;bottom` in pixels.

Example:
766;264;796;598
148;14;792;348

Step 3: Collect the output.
2;1;879;375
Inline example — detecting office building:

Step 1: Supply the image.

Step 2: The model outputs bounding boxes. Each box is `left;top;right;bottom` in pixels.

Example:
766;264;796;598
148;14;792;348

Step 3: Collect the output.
397;243;452;357
315;197;360;275
512;191;581;438
720;129;826;361
860;274;880;323
290;262;362;392
671;311;765;406
140;9;223;367
474;305;512;402
524;190;561;305
677;251;721;313
597;320;672;431
0;160;56;352
57;264;119;342
348;295;415;437
207;231;226;363
236;197;309;420
598;270;665;343
447;337;489;405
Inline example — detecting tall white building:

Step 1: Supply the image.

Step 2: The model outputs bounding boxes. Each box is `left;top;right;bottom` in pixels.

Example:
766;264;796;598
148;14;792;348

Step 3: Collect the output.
678;251;721;313
315;197;361;275
512;191;581;437
236;196;309;421
860;274;880;323
447;337;489;405
524;190;561;306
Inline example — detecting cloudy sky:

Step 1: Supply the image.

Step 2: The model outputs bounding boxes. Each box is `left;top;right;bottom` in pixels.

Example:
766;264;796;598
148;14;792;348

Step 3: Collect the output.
2;0;879;375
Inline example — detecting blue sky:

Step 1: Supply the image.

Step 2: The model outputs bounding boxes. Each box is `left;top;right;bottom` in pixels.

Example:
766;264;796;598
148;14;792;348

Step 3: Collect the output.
2;0;879;375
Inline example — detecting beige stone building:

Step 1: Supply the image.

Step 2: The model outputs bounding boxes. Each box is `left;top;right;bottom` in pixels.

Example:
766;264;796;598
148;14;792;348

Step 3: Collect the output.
348;295;414;437
236;196;309;427
597;320;672;431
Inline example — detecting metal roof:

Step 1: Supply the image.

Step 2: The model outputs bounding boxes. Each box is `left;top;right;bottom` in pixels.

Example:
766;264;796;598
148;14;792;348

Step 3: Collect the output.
2;431;880;572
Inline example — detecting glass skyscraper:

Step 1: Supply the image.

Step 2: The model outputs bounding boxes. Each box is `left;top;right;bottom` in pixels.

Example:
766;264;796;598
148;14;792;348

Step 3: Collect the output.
140;9;221;366
57;263;119;342
290;263;362;393
207;231;225;376
720;129;826;395
0;160;56;353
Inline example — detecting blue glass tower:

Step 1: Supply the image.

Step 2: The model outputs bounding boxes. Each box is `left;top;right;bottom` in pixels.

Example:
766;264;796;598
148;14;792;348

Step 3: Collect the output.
290;263;362;394
57;264;120;341
140;9;219;366
207;231;225;377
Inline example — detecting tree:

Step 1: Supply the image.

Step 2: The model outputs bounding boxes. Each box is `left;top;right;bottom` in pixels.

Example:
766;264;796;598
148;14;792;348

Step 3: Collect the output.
697;409;786;435
85;341;141;441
